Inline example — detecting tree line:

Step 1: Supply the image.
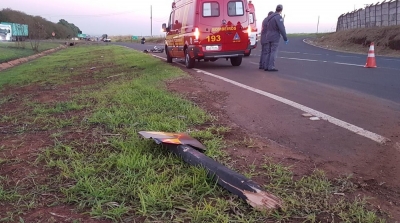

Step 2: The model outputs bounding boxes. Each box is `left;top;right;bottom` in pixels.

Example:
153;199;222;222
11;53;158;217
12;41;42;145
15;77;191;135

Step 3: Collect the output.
0;8;82;39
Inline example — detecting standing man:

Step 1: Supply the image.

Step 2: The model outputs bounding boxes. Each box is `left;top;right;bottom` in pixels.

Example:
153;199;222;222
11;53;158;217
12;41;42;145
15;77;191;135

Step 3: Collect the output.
259;11;274;70
262;4;288;72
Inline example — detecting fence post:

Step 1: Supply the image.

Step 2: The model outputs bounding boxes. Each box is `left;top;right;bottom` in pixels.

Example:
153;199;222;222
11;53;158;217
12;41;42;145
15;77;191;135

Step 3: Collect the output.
397;0;399;25
389;1;391;26
348;12;349;29
388;1;390;26
375;4;377;26
381;2;383;26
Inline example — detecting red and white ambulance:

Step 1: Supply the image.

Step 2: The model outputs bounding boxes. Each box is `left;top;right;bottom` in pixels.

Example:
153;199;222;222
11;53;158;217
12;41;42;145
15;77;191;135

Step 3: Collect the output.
245;0;257;56
162;0;252;68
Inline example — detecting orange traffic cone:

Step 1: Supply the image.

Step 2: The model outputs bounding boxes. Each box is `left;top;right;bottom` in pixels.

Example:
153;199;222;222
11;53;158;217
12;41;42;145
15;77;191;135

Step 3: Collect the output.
365;42;377;68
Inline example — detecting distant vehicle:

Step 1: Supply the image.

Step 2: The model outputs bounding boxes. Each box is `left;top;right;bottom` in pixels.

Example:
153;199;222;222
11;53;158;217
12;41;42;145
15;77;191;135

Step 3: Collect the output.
0;22;29;41
141;37;146;44
101;34;108;41
162;0;252;68
0;24;11;41
245;1;258;56
103;38;111;42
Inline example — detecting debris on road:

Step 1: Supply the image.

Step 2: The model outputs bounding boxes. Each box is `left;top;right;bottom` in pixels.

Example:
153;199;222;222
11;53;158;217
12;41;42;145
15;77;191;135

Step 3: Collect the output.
90;67;96;70
138;131;283;211
302;113;313;117
143;46;164;54
310;117;321;121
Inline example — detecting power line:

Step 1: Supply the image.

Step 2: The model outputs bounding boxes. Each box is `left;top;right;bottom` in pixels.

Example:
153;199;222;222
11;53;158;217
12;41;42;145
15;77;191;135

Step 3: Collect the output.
40;10;139;18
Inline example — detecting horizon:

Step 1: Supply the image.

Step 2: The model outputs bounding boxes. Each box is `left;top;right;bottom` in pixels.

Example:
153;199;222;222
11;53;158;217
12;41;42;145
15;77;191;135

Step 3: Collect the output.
2;0;376;36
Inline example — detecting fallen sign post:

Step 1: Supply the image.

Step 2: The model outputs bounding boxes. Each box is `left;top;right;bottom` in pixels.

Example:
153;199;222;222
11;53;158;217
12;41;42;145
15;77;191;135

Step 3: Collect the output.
138;131;283;211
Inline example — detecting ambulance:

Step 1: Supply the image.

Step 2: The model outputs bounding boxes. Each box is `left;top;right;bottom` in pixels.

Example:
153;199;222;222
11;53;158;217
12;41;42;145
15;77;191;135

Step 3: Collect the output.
245;1;257;57
162;0;252;68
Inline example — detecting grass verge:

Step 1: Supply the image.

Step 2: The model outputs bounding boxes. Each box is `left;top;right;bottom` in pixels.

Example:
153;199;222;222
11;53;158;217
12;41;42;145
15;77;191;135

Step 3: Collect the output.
0;41;60;63
0;44;386;222
109;35;165;44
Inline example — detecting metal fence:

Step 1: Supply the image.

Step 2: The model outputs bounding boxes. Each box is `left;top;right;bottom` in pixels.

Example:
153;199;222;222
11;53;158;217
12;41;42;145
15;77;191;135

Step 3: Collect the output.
336;0;400;31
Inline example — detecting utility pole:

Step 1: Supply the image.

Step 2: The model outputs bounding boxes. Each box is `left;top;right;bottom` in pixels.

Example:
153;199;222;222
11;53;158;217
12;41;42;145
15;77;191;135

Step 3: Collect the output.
150;5;153;37
317;16;320;33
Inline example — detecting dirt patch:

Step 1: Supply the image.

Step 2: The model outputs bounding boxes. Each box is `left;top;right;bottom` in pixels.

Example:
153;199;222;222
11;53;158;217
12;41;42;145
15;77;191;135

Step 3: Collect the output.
0;62;114;222
0;44;68;72
308;25;400;57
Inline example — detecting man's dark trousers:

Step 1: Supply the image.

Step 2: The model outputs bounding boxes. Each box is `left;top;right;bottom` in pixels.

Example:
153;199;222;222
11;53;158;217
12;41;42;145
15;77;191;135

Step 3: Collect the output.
259;44;267;69
263;41;279;70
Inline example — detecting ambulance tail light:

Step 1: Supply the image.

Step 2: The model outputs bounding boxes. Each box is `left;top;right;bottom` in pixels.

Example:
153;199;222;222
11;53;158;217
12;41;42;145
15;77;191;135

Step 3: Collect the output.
194;27;200;40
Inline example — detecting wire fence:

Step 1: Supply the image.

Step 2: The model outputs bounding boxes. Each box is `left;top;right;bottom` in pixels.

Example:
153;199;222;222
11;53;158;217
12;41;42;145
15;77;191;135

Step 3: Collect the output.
336;0;400;31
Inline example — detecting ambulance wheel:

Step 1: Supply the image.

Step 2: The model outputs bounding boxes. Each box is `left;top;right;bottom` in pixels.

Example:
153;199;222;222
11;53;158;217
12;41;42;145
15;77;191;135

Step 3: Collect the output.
230;56;242;66
166;48;172;63
244;50;251;57
185;49;195;68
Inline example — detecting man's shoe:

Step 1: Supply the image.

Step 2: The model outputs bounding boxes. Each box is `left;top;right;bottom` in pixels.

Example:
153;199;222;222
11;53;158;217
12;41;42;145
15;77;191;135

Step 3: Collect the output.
259;67;264;70
268;68;279;72
264;69;269;71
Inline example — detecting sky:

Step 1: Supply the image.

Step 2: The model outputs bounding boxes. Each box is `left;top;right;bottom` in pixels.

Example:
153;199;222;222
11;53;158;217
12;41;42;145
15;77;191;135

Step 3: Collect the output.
2;0;377;36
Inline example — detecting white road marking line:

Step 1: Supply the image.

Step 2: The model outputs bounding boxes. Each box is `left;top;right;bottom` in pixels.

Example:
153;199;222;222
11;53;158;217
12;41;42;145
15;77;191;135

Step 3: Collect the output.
336;55;360;58
279;56;365;67
279;57;318;62
280;51;301;54
382;58;400;62
303;53;322;55
192;68;390;144
395;142;400;152
153;51;364;68
334;62;364;67
152;54;166;60
152;53;390;144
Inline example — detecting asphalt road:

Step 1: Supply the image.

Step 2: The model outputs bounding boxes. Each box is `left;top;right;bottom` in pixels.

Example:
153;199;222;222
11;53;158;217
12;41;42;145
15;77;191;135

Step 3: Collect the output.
116;38;400;187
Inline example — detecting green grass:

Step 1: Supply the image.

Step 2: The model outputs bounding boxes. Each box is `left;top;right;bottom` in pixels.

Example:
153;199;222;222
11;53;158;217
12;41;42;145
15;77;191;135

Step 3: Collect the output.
0;41;60;63
0;46;103;89
0;45;386;222
110;35;165;43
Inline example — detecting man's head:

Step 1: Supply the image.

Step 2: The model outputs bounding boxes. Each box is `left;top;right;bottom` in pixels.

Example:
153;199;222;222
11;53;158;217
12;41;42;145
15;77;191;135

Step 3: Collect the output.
276;4;283;13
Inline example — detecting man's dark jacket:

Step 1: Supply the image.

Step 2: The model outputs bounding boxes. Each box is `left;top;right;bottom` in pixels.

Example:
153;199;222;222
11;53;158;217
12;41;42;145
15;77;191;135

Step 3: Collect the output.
261;12;287;44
